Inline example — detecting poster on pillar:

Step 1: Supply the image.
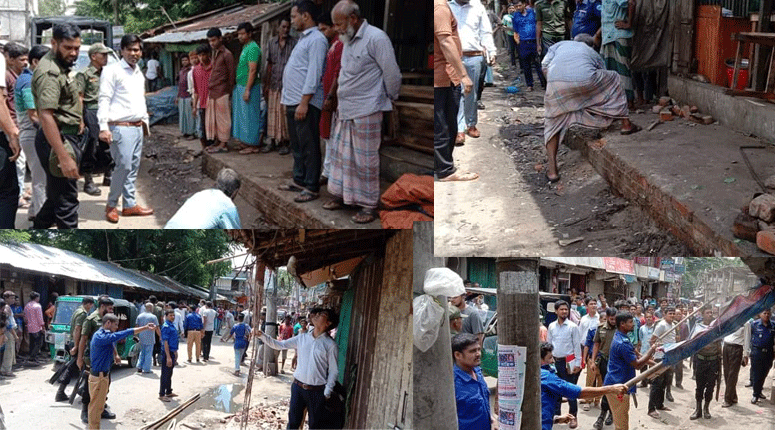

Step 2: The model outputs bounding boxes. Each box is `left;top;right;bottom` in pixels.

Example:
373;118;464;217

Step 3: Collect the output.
497;344;526;430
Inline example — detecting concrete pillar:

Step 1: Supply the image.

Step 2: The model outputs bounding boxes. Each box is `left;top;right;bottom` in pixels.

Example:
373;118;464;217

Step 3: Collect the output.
412;222;458;429
497;258;541;430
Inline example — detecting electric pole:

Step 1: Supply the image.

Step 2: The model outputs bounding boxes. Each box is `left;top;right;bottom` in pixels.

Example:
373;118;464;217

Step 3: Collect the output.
497;258;541;430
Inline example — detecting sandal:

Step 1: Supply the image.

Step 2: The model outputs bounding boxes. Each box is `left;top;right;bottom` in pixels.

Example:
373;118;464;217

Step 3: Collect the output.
620;123;642;135
239;147;261;154
206;146;228;153
322;199;346;210
352;208;377;224
277;183;304;192
294;190;319;203
439;171;479;182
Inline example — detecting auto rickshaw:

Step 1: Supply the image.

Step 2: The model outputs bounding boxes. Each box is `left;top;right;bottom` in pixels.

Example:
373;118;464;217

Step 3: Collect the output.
46;295;141;368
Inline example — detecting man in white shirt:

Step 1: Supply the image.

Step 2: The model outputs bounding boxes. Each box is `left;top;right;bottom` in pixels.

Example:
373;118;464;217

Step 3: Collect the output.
98;34;154;224
256;308;338;430
579;297;601;411
200;301;217;361
648;306;676;418
448;0;496;145
145;52;161;92
547;299;582;428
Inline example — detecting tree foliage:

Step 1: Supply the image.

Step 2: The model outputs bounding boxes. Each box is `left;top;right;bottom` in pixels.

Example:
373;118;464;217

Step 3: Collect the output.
0;230;31;244
681;257;746;298
73;0;247;34
26;230;234;288
39;0;67;16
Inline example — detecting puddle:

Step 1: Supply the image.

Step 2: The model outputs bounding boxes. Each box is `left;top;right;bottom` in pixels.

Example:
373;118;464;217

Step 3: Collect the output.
198;383;244;413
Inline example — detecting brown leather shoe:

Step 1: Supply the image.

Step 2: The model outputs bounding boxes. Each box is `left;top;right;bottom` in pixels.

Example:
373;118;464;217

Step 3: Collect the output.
466;126;480;138
122;205;154;216
106;206;119;223
455;133;465;145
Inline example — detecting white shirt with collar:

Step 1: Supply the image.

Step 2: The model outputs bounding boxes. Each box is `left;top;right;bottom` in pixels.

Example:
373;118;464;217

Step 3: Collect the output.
260;330;338;397
448;0;497;57
579;312;601;345
547;317;582;368
97;58;149;131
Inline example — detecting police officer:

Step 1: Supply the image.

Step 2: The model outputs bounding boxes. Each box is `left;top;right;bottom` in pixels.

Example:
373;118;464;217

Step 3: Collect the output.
54;296;94;402
689;307;721;420
589;307;617;429
76;297;116;424
748;309;775;404
31;23;84;229
76;42;112;196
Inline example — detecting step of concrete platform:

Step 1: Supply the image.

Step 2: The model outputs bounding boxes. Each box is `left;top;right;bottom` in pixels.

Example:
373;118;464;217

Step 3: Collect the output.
566;111;775;256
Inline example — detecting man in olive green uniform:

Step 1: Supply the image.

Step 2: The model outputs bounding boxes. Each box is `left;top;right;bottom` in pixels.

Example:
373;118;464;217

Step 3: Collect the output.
590;307;617;429
54;296;94;402
689;307;722;420
76;297;117;424
76;43;112;196
150;296;164;366
535;0;571;59
31;23;84;229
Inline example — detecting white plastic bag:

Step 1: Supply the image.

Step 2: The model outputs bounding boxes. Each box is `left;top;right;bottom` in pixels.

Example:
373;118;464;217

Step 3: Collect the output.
413;294;445;352
423;267;465;297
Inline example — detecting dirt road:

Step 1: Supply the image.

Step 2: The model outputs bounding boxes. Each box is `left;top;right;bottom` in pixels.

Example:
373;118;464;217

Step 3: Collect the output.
435;59;689;257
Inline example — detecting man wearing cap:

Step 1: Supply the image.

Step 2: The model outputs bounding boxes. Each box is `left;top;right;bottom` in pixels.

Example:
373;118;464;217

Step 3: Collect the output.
450;293;484;344
77;42;112;197
31;23;84;229
256;308;339;429
449;304;464;335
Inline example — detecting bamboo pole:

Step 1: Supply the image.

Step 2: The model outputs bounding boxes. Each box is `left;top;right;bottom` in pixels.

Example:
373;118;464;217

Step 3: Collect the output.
139;393;200;430
624;362;669;389
653;294;719;343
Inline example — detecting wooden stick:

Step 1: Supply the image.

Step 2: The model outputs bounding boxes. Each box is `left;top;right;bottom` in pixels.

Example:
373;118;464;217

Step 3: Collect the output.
654;295;719;343
624;362;669;389
646;120;661;131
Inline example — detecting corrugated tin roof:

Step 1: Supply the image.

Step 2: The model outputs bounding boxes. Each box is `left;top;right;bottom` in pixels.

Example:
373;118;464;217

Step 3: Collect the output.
143;3;289;44
0;242;175;294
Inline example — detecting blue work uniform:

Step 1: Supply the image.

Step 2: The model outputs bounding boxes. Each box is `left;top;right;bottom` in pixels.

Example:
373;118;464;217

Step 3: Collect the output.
541;365;582;430
90;328;135;374
184;312;203;331
454;364;491;430
603;330;637;394
750;318;775;398
571;0;602;38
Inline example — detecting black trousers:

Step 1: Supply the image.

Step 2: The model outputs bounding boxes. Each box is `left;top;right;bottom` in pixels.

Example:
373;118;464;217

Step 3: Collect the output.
694;357;719;401
648;358;673;412
159;350;176;396
554;356;579;416
0;132;19;228
286;104;322;193
596;356;610;417
288;382;328;430
723;343;743;403
202;330;213;360
476;55;487;101
434;85;461;179
28;331;44;359
673;359;683;387
751;348;774;397
33;129;79;229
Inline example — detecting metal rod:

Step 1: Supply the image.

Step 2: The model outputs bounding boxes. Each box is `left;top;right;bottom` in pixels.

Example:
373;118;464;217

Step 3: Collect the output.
206;252;251;265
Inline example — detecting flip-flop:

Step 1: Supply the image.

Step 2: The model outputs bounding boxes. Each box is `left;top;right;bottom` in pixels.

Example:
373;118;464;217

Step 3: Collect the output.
352;208;377;224
277;183;304;192
239;147;261;154
294;190;319;203
206;146;228;153
439;171;479;182
546;173;561;184
620;124;642;135
322;199;346;210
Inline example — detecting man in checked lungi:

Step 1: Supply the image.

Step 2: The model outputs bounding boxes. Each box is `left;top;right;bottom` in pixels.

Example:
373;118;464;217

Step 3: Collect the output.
540;34;640;184
594;0;635;108
325;0;401;224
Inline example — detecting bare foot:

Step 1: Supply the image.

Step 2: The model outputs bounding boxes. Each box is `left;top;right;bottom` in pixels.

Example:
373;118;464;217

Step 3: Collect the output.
439;171;479;182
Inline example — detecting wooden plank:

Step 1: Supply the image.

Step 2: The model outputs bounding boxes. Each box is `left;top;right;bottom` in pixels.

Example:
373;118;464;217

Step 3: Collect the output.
399;85;433;103
395;100;433;122
767;42;775;92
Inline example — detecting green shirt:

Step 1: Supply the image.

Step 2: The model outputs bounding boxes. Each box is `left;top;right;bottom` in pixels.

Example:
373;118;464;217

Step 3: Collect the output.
593;321;616;359
236;41;261;87
31;50;82;127
535;0;572;37
81;310;102;363
77;64;102;108
153;305;164;326
69;306;87;338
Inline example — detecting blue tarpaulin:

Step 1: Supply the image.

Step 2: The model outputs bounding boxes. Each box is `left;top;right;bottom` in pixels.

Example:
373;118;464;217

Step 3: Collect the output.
147;86;178;126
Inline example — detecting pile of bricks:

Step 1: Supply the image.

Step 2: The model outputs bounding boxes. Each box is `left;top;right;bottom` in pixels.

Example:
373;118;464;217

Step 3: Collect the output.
652;96;714;125
229;400;291;430
734;185;775;254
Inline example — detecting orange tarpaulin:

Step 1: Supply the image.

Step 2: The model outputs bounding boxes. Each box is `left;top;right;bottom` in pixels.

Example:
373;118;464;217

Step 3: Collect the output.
379;173;433;229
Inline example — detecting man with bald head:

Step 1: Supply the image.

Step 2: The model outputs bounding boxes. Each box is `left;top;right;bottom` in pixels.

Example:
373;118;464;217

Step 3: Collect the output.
325;0;401;224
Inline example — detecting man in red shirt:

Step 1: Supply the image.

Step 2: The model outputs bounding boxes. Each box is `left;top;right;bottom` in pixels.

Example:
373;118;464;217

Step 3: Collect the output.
278;315;295;373
192;44;214;149
317;13;343;185
204;28;236;154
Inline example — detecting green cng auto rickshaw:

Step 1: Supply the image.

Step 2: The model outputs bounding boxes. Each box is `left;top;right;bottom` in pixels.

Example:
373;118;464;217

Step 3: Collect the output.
47;295;141;368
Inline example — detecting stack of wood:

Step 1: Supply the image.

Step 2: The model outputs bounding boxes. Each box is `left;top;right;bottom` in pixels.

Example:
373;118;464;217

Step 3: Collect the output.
652;96;714;124
733;180;775;254
392;85;433;154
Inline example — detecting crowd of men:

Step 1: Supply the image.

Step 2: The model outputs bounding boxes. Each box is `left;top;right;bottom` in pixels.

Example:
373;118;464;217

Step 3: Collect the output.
433;0;652;185
1;290;60;377
0;0;402;227
450;290;775;430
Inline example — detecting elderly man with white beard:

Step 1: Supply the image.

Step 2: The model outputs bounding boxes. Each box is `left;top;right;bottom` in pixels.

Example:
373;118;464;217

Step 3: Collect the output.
324;0;401;224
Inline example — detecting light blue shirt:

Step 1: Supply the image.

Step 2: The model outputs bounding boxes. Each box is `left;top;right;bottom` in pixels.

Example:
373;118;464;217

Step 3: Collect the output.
336;20;401;120
136;312;158;345
542;40;604;83
600;0;633;46
281;26;327;109
164;189;241;229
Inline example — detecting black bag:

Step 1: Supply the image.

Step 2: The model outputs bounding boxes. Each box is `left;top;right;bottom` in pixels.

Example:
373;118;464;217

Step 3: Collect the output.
323;381;347;429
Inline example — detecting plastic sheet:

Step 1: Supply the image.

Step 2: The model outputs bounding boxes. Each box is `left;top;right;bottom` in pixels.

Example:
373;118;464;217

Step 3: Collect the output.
413;294;445;352
423;267;465;297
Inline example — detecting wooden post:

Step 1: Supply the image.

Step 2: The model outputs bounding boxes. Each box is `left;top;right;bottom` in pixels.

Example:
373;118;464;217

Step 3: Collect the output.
412;222;458;429
732;38;743;90
496;258;541;430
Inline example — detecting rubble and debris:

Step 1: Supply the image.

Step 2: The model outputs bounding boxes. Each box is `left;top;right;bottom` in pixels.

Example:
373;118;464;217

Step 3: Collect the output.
228;401;293;430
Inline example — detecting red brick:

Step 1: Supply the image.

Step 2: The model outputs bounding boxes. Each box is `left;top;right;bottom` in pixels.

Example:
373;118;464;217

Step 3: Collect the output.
659;110;673;121
658;96;671;106
672;198;694;222
690;106;699;113
757;230;775;255
749;193;775;222
734;212;759;242
652;105;663;114
701;115;714;125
